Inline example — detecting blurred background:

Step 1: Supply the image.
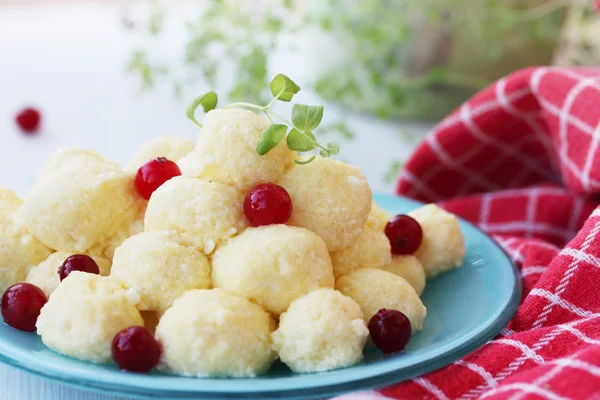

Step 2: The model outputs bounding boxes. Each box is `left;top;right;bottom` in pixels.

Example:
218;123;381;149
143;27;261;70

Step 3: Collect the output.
1;0;599;198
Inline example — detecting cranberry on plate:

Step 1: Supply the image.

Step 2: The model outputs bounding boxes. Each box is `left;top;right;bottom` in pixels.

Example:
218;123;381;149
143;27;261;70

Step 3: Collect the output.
58;254;100;281
243;183;293;227
1;283;47;332
384;214;423;255
368;308;412;354
112;326;161;372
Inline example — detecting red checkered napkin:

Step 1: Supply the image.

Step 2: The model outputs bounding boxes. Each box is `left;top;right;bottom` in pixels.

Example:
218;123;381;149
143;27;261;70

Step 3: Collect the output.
334;67;600;400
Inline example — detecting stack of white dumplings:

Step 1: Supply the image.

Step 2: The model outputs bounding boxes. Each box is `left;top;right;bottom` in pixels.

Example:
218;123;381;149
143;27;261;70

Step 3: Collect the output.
0;108;466;377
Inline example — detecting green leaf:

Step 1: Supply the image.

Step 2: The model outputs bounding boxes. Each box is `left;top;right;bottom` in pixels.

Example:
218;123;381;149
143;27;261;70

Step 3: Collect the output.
292;104;324;132
269;74;300;102
287;129;316;152
186;92;218;127
294;155;316;165
327;143;339;155
256;124;287;156
319;149;330;158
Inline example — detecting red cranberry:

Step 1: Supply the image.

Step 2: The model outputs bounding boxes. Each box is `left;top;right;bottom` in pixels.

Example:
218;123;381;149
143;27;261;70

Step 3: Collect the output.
112;326;161;372
368;308;412;354
58;254;100;281
243;183;293;227
15;107;41;134
384;214;423;255
1;283;47;332
135;157;181;200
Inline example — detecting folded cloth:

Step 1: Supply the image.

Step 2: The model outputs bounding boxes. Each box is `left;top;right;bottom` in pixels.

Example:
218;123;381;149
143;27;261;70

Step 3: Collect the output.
334;67;600;399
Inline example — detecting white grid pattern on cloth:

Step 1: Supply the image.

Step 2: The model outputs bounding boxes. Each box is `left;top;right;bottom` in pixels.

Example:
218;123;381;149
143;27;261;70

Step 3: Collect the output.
457;329;563;399
454;135;545;197
521;266;548;277
454;313;600;400
581;120;600;191
426;134;499;192
529;289;596;319
495;77;559;178
495;239;559;265
503;349;600;400
479;383;570;400
402;67;600;203
482;222;572;242
400;170;444;201
454;360;498;389
398;85;544;202
561;247;600;269
530;68;600;188
531;215;600;329
459;103;555;182
413;376;450;400
493;339;545;365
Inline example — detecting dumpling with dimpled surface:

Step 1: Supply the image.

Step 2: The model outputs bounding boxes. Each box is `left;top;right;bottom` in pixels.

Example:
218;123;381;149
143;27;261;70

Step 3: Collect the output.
144;176;247;255
18;148;144;254
276;157;372;252
0;189;52;293
181;108;296;190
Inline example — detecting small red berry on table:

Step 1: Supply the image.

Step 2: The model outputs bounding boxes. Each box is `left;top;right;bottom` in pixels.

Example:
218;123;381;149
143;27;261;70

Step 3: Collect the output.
15;107;41;134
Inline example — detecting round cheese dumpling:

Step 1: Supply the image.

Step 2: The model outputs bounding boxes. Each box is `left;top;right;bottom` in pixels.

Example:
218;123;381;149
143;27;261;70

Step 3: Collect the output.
144;176;247;254
26;252;111;298
18;148;143;253
0;190;52;293
272;288;368;373
330;226;391;279
336;268;426;332
125;135;194;174
277;158;372;252
365;201;392;232
155;288;276;377
36;272;143;363
408;204;466;279
111;231;211;314
382;255;426;296
212;225;334;316
185;108;295;190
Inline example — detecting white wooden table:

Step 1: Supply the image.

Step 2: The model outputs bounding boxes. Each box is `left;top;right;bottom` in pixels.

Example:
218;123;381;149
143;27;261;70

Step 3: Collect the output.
0;2;434;399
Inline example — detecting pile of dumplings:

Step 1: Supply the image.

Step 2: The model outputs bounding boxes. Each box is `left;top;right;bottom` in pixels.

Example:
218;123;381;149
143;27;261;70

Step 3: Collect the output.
0;108;466;377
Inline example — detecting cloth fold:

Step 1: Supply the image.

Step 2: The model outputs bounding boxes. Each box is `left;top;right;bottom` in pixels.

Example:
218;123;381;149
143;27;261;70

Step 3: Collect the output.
335;67;600;399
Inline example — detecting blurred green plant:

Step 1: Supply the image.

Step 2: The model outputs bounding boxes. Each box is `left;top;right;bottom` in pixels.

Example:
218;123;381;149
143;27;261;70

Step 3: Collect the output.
124;0;575;120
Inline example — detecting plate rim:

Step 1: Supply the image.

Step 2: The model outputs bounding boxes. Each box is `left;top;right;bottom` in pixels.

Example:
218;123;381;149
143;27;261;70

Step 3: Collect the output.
0;193;522;399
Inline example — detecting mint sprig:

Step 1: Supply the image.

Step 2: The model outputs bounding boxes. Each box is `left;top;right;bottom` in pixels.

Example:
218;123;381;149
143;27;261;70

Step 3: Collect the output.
186;74;339;165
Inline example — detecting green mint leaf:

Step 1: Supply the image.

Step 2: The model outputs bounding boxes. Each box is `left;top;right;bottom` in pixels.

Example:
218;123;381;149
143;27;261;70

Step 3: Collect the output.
327;143;339;155
287;128;316;152
186;92;218;127
294;155;316;165
319;149;330;158
292;104;324;132
269;74;300;102
256;124;287;156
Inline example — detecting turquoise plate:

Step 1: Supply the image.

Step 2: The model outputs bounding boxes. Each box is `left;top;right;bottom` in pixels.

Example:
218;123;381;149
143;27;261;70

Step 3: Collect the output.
0;193;521;399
